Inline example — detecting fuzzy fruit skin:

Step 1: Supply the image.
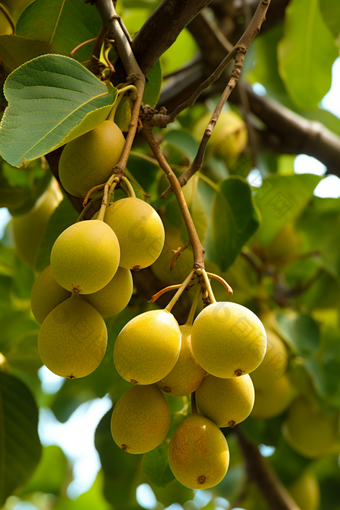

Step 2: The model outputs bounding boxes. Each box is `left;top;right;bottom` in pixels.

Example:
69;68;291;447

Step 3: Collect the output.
102;197;165;270
82;267;133;318
193;111;247;167
113;309;181;385
111;385;171;454
251;374;295;420
38;297;107;378
157;325;206;397
196;374;255;428
31;265;71;324
282;396;339;458
51;220;120;294
12;186;62;268
251;330;288;391
191;302;267;378
169;413;229;489
288;471;320;510
58;121;125;198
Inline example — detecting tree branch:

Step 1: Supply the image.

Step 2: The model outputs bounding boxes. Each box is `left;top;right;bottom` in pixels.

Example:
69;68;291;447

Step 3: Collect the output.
234;427;301;510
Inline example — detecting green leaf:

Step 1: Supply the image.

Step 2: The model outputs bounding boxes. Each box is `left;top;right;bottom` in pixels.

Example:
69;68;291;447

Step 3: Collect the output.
95;410;142;509
319;0;340;41
253;173;321;245
204;176;260;271
164;130;199;162
275;312;320;357
0;54;116;167
278;0;338;109
0;35;56;73
20;445;68;496
0;372;42;505
142;442;175;487
143;59;162;108
5;330;42;374
16;0;102;62
35;196;78;273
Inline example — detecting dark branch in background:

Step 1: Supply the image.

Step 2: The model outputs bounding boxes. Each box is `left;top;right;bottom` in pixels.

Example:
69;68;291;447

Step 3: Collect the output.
234;428;301;510
160;0;271;198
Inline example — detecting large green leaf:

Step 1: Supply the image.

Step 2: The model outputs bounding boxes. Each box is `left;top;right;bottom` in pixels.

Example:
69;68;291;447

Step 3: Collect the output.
53;472;112;510
253;173;321;245
95;410;142;509
0;372;42;505
0;55;116;167
204;176;260;271
0;35;56;73
16;0;103;62
278;0;338;109
275;312;320;357
143;59;162;108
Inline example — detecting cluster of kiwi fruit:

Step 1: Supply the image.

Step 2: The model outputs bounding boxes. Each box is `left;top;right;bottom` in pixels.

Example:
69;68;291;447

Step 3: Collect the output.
31;118;165;379
111;298;268;490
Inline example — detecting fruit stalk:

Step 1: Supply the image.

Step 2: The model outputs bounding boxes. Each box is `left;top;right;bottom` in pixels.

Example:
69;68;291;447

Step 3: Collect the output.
142;127;205;270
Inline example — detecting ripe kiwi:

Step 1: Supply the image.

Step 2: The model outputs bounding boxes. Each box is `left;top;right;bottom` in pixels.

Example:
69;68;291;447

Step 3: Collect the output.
50;219;120;294
111;384;171;454
169;413;229;489
191;302;267;378
31;265;71;324
38;297;107;379
102;197;165;270
82;267;133;318
156;324;205;397
113;309;181;385
196;374;255;428
58;121;125;198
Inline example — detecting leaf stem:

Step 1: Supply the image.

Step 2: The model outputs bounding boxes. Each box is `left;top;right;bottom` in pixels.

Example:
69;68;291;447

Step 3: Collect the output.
121;176;136;198
206;272;233;295
164;269;196;313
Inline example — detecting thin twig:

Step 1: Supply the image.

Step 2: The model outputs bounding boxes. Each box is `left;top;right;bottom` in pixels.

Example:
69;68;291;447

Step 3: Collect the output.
160;0;271;198
70;38;96;58
206;272;233;294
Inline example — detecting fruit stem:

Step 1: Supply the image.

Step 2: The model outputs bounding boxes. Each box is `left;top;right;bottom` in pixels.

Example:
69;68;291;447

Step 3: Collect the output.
97;184;110;221
0;4;14;34
196;269;216;305
185;284;202;326
107;85;137;122
121;176;136;198
206;272;233;295
191;392;198;414
76;197;102;222
164;268;196;313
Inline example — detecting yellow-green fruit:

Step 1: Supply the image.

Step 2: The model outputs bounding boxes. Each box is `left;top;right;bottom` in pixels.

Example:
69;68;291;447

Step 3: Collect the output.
157;325;205;397
114;309;181;385
193;111;247;167
38;297;107;378
282;396;339;458
251;330;288;391
191;302;267;378
288;471;320;510
196;374;255;428
169;413;229;489
151;224;194;285
58;121;125;198
102;197;165;270
111;384;171;454
82;267;133;318
251;374;295;419
31;265;71;324
50;220;120;294
12;185;62;268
